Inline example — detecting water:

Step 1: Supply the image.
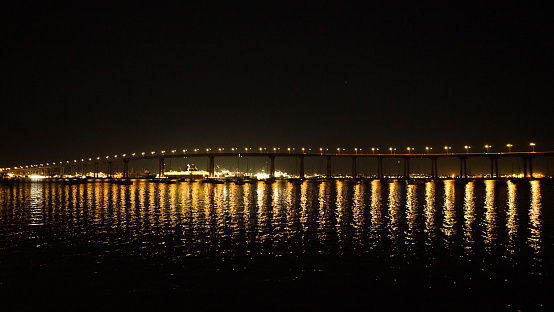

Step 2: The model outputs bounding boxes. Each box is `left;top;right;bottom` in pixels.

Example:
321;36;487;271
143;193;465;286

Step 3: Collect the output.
1;180;553;310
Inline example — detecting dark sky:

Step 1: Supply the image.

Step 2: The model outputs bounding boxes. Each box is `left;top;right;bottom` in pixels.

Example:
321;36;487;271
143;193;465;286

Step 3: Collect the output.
1;1;552;166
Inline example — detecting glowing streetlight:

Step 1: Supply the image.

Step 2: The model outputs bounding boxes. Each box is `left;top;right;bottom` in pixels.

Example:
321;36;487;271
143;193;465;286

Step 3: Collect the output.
484;145;491;153
530;142;536;152
407;147;413;155
444;146;451;154
287;147;291;154
425;147;432;154
302;147;305;154
354;148;358;154
337;148;341;154
506;144;513;153
464;145;471;153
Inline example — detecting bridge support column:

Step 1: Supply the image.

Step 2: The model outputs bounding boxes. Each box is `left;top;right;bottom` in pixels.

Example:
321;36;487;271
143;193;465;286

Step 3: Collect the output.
404;157;410;179
326;156;332;179
430;157;438;178
94;163;99;178
208;156;215;177
107;162;112;178
159;157;165;178
351;156;357;178
269;155;275;178
459;157;468;178
377;157;383;179
529;157;534;178
82;164;86;177
123;160;129;179
489;157;499;178
299;156;305;178
523;158;528;178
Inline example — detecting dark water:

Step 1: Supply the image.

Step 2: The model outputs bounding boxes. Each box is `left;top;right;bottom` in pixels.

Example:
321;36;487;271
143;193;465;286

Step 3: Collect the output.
1;180;553;310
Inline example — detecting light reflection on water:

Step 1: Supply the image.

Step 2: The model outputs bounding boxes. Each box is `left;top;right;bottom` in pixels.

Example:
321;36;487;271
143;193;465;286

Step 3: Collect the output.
0;179;552;308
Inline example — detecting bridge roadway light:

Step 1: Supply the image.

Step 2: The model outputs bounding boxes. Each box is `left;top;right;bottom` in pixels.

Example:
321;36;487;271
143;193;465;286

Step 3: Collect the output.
506;144;513;153
464;146;471;153
355;148;358;154
132;153;135;157
484;145;491;153
530;142;536;152
407;147;412;155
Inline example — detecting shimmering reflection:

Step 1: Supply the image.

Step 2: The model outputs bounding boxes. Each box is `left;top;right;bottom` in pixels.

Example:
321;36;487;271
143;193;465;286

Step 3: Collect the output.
463;182;476;250
528;181;542;255
369;180;385;249
441;180;457;245
0;178;552;310
482;180;498;250
352;183;368;249
387;181;403;250
424;181;437;246
506;181;519;254
405;184;419;249
29;183;44;226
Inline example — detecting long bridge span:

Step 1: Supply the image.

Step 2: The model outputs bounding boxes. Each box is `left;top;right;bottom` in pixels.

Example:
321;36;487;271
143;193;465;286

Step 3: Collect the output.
5;151;554;180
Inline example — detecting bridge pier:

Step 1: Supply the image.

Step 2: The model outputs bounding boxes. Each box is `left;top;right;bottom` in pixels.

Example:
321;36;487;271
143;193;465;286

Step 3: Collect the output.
351;156;357;178
159;157;165;178
429;157;438;178
269;155;275;178
208;156;215;177
459;157;468;178
299;155;305;178
489;157;499;178
404;157;410;178
326;156;332;178
523;157;534;178
123;160;129;179
94;163;99;178
107;162;112;178
377;157;383;178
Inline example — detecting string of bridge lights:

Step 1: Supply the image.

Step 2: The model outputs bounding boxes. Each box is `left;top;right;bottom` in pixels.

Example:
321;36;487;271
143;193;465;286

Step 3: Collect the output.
0;143;541;172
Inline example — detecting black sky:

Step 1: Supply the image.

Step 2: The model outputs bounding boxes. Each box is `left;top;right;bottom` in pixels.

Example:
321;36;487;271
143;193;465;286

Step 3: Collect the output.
1;1;552;166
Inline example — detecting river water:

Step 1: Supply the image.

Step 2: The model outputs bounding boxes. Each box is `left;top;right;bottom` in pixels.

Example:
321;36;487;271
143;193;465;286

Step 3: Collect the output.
1;179;553;310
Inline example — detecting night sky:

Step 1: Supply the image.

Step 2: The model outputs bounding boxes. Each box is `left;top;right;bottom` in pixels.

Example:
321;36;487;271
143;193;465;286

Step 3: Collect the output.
2;2;552;167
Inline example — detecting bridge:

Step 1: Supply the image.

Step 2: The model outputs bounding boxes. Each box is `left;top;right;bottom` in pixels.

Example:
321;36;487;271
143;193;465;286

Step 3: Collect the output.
4;150;554;180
